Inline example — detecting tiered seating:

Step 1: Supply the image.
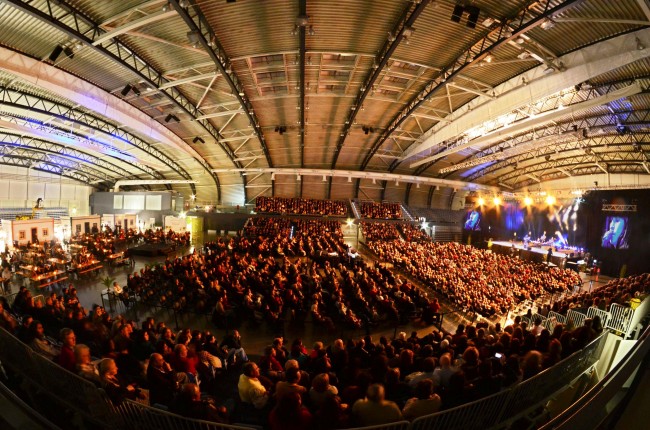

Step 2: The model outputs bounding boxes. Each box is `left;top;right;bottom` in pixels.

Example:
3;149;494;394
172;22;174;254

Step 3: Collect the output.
358;201;402;219
407;207;465;224
255;196;348;216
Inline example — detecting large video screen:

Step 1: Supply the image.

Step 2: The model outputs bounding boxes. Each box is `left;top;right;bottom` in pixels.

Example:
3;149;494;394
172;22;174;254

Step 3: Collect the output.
601;216;629;249
464;210;481;231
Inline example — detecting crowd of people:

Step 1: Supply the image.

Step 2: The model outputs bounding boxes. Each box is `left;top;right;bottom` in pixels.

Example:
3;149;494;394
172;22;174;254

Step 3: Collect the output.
551;273;649;315
0;212;647;429
367;240;582;317
124;218;429;330
256;197;348;217
0;284;612;429
361;222;401;242
358;202;402;219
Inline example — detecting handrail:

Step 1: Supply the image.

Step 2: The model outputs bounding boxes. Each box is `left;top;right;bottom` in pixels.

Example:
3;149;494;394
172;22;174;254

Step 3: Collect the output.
540;326;650;429
0;325;634;430
0;375;63;430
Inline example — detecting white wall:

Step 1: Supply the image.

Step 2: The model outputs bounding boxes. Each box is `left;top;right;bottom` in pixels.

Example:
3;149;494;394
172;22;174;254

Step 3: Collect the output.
0;165;92;214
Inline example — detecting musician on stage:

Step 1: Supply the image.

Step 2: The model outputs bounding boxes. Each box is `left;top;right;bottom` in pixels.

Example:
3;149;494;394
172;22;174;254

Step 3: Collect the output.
539;231;547;243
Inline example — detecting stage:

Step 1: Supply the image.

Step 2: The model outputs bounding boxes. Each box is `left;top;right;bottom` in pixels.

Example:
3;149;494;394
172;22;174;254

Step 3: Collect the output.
491;241;578;268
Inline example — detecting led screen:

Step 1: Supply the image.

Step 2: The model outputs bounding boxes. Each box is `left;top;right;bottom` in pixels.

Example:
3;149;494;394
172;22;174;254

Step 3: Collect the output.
601;216;629;249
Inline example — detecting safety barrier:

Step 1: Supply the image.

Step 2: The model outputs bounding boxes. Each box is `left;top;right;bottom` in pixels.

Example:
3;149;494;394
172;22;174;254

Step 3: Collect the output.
543;311;566;331
540;326;650;429
566;309;587;329
0;327;613;430
346;421;410;430
410;333;605;430
606;303;635;336
113;400;254;430
586;306;611;327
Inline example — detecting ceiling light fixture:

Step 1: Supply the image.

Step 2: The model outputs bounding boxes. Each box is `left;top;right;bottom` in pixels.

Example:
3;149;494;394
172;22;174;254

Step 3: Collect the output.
179;0;189;8
540;18;555;30
187;30;200;47
636;37;645;50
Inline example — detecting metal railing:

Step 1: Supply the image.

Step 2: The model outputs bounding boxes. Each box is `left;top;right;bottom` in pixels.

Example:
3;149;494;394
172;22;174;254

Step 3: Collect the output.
543;311;567;331
410;333;606;430
566;309;587;328
586;306;611;327
540;326;650;429
606;303;636;336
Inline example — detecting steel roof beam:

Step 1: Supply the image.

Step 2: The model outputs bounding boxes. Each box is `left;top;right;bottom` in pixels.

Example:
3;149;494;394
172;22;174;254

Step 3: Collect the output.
330;0;430;170
0;134;138;180
357;0;591;171
401;29;650;164
0;86;172;182
170;0;273;175
1;0;224;198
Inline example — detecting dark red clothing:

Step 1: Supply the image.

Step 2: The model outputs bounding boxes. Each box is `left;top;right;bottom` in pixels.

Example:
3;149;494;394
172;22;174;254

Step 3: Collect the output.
269;406;312;430
170;353;198;375
56;345;76;372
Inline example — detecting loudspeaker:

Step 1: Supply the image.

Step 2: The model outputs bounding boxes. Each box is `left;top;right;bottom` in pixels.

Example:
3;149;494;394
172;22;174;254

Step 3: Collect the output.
451;4;464;23
466;6;481;29
48;45;64;62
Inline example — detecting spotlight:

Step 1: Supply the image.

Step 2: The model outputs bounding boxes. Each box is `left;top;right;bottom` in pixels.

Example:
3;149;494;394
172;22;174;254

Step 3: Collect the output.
636;37;645;50
48;45;64;62
545;195;556;205
186;31;200;46
540;18;555;30
120;84;133;97
162;3;170;12
179;0;189;7
524;196;533;206
493;196;501;205
477;197;485;206
63;46;75;59
308;25;315;36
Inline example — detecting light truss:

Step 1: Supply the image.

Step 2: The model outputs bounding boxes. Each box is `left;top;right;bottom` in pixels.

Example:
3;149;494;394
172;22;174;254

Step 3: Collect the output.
602;204;637;212
210;168;498;192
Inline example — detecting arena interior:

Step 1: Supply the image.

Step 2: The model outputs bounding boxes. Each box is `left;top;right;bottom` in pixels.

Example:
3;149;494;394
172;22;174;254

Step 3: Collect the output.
0;1;649;430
